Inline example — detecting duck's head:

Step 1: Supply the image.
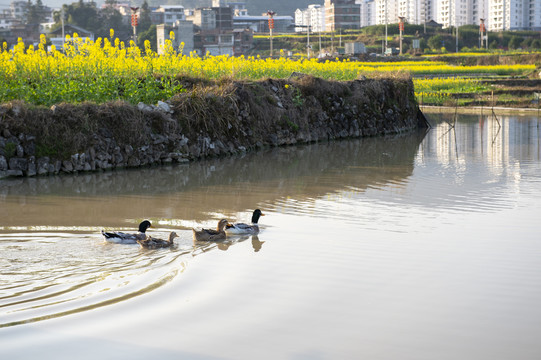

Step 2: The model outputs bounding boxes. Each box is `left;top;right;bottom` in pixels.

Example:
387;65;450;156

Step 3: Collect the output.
169;232;179;242
251;209;265;224
139;220;152;233
217;219;229;231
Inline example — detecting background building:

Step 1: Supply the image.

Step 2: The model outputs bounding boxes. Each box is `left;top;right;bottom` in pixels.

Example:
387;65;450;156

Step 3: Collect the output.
324;0;361;31
295;4;325;32
359;0;376;27
157;20;194;55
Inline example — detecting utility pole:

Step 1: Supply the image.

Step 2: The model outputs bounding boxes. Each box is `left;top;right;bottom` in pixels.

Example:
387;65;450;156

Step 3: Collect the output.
61;6;65;51
384;0;388;49
307;24;311;58
130;7;139;45
267;10;275;57
455;25;459;53
319;30;321;57
479;18;485;49
398;16;405;55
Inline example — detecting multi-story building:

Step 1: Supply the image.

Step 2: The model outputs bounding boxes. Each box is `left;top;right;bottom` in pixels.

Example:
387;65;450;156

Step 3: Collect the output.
157;20;194;55
375;0;397;26
488;0;541;31
325;0;361;31
0;12;20;29
373;0;435;26
212;0;248;16
155;5;187;26
394;0;484;28
9;1;28;20
295;4;325;32
359;0;376;27
189;6;254;55
233;14;294;32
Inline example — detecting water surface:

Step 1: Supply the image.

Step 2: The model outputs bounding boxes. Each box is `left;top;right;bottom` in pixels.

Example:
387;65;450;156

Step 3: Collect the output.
1;113;540;359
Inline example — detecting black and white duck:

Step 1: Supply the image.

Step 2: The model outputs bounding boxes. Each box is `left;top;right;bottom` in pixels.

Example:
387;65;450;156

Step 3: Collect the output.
101;220;152;244
225;209;265;235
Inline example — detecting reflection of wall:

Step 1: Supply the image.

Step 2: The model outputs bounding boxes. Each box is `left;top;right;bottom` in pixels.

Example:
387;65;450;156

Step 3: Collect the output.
0;132;425;227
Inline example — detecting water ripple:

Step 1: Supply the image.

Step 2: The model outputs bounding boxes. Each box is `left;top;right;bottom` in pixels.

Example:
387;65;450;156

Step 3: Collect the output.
0;231;189;328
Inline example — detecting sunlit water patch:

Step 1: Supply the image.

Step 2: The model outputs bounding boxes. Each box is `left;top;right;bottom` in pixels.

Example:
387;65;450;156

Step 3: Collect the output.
0;230;192;327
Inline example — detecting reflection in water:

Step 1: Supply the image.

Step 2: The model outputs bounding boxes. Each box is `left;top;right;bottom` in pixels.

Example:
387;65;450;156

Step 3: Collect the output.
0;130;426;228
193;235;263;253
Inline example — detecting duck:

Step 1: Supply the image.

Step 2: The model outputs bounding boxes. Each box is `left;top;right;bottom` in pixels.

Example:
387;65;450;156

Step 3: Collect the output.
225;209;265;235
101;220;152;244
192;219;229;241
138;232;178;249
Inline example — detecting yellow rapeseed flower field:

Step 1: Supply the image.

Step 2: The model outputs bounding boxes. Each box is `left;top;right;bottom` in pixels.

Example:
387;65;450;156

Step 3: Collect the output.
0;33;535;106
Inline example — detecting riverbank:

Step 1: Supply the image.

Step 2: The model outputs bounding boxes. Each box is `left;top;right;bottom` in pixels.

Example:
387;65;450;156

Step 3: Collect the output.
0;76;425;179
421;105;541;115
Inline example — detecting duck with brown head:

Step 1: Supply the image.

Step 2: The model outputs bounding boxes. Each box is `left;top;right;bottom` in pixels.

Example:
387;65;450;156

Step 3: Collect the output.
138;232;178;249
192;219;230;241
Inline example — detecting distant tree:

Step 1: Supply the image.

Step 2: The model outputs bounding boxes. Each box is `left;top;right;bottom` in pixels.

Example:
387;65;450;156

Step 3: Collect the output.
427;35;444;50
138;0;152;34
489;40;499;50
52;1;130;42
26;0;47;24
531;39;541;50
508;36;521;50
520;37;532;49
99;0;130;41
137;24;157;51
54;1;99;33
418;38;427;51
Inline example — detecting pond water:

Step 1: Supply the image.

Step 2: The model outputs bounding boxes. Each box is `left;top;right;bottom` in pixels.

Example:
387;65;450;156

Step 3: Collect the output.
1;112;541;360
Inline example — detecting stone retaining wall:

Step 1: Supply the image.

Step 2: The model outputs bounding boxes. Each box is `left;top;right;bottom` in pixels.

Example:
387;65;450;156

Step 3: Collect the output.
0;76;426;179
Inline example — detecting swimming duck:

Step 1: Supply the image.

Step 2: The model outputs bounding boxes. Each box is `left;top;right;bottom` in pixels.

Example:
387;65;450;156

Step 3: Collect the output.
225;209;265;235
101;220;152;244
138;232;178;249
192;219;229;241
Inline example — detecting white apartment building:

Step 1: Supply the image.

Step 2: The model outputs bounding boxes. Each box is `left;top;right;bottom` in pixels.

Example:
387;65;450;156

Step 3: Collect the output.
436;0;472;27
488;0;541;31
295;4;325;32
375;0;397;25
359;0;376;27
331;0;539;31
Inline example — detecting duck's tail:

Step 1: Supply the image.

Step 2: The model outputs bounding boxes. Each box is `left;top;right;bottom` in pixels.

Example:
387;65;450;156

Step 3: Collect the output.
101;230;115;239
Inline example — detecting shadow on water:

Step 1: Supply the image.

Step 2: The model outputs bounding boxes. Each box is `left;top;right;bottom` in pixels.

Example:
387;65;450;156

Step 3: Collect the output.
0;130;427;228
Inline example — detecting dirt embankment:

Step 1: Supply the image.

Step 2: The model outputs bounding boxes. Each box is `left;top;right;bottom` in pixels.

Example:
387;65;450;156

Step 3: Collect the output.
0;76;425;178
